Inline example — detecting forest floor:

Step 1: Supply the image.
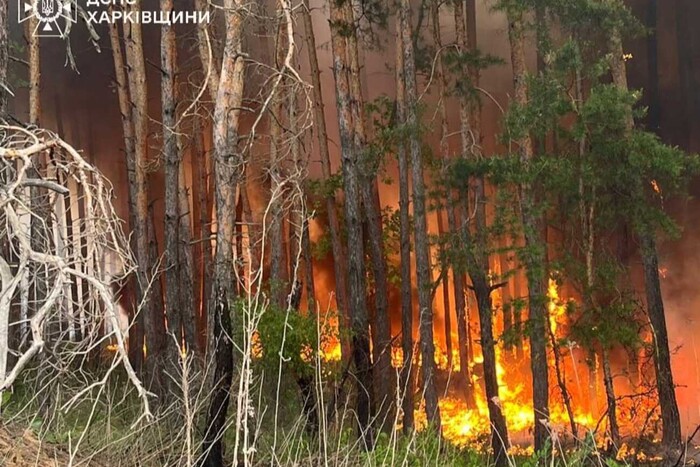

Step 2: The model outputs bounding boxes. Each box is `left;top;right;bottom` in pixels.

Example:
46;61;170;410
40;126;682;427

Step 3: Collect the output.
0;423;105;467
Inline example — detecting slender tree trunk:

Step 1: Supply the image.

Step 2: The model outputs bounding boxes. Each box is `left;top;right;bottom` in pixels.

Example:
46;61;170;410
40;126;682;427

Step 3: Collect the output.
400;0;440;430
108;16;143;369
430;0;452;372
395;18;415;434
178;163;197;352
269;11;289;310
0;0;8;117
343;4;392;429
161;0;184;363
329;0;374;448
461;187;511;465
192;117;211;351
28;16;40;125
0;4;15;371
601;347;620;448
607;23;682;449
505;8;550;451
447;0;477;409
300;0;350;361
640;233;682;447
27;13;53;409
548;317;577;438
148;206;167;362
201;1;245;464
471;277;510;465
124;4;161;383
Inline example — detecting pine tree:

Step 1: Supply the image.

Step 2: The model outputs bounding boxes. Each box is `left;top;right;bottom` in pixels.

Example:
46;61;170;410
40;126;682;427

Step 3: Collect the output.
400;0;440;430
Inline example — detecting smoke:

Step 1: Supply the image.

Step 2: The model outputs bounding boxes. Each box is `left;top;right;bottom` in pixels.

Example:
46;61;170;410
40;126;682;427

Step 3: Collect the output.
7;0;700;436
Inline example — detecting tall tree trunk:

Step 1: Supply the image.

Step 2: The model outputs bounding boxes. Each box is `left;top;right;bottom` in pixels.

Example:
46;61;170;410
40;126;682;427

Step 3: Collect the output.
431;0;452;373
639;234;681;447
400;0;440;430
343;3;392;429
0;4;14;371
470;274;509;466
601;347;620;448
201;1;246;464
290;82;319;431
269;11;289;310
608;23;682;449
192;117;211;351
27;14;53;413
505;8;550;452
329;0;374;448
300;0;350;361
108;15;143;369
124;4;161;383
448;0;477;409
178;163;197;352
161;0;184;363
0;0;8;117
395;17;414;434
28;16;40;125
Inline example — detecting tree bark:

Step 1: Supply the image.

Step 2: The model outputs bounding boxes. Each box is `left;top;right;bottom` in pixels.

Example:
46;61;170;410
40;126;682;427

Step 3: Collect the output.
601;347;620;448
607;21;682;449
400;0;440;430
161;0;184;363
0;0;8;117
640;233;682;447
108;15;143;369
124;3;161;383
343;3;392;429
329;0;374;448
269;10;289;310
447;0;477;409
28;16;40;125
505;8;550;452
300;0;350;361
394;15;415;433
192;117;211;351
178;162;197;352
201;0;246;463
430;0;452;373
471;276;510;466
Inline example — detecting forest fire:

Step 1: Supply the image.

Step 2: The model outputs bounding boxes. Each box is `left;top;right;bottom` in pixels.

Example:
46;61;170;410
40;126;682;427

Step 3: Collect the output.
2;0;697;464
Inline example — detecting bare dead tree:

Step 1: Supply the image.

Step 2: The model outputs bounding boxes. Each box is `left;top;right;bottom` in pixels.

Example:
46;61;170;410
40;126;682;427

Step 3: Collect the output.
0;124;151;421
